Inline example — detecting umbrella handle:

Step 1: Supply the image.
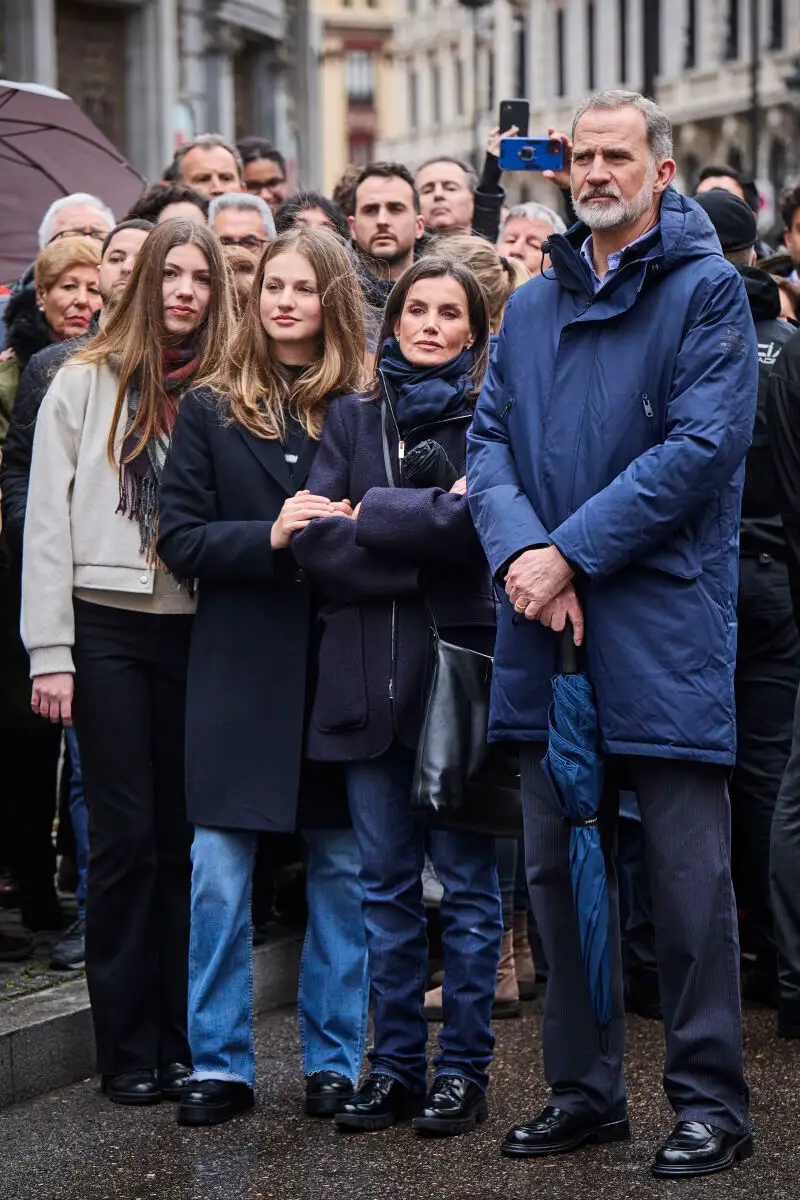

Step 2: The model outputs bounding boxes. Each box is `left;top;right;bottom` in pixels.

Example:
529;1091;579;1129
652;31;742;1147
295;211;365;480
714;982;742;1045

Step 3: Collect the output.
561;618;581;675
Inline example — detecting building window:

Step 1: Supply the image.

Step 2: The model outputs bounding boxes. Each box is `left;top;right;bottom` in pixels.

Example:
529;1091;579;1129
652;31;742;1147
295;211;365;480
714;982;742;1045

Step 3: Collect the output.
724;0;739;60
408;0;416;11
487;45;495;112
431;59;442;125
618;0;627;81
454;54;464;117
770;0;784;50
366;0;378;8
556;7;566;97
346;51;375;103
513;12;527;98
684;0;697;68
586;1;596;90
409;68;418;129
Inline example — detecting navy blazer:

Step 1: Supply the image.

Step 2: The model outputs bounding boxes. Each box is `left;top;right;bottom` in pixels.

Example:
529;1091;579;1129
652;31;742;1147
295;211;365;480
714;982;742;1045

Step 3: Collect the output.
158;388;344;832
292;383;496;762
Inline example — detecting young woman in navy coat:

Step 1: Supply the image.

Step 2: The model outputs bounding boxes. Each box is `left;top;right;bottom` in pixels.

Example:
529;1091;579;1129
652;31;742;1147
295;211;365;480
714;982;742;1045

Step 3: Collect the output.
157;228;370;1126
292;257;503;1137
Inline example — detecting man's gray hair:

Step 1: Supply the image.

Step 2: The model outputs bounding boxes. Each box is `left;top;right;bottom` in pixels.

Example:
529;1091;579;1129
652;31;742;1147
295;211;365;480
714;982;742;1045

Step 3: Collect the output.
502;202;567;236
572;90;673;162
208;192;276;239
38;193;115;248
172;133;244;180
415;156;479;195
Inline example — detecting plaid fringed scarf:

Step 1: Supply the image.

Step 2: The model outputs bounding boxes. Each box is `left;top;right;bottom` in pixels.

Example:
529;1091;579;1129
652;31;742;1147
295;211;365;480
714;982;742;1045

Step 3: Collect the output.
116;346;199;568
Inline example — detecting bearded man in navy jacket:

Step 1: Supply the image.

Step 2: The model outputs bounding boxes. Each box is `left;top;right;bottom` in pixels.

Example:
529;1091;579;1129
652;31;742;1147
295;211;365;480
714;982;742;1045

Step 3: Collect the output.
467;90;758;1180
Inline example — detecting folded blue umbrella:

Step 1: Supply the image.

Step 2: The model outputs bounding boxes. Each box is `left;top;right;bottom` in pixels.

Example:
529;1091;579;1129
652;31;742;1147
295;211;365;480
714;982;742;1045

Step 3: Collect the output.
542;623;611;1025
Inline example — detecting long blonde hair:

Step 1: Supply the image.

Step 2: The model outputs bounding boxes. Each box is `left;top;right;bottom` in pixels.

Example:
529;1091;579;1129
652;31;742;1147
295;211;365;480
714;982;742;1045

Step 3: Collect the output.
72;219;233;464
206;227;366;440
425;233;528;332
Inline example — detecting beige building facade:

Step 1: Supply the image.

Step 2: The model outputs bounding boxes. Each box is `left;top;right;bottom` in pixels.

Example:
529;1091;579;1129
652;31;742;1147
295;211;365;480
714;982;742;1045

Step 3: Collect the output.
312;0;399;195
380;0;800;232
0;0;313;185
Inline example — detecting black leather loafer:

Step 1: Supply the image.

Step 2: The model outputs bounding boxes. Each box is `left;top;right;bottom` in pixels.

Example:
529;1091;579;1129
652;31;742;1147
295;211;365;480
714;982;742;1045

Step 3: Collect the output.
176;1079;255;1127
160;1062;193;1101
502;1104;630;1157
305;1071;355;1117
651;1121;753;1177
412;1076;488;1136
102;1069;161;1106
334;1074;424;1131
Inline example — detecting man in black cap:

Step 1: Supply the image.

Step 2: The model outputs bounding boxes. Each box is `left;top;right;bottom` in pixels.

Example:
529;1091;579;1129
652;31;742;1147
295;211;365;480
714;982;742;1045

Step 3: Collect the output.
695;187;800;1012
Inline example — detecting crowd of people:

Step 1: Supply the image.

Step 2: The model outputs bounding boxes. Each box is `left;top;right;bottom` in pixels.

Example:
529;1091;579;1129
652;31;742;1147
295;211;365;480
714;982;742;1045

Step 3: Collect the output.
3;86;800;1180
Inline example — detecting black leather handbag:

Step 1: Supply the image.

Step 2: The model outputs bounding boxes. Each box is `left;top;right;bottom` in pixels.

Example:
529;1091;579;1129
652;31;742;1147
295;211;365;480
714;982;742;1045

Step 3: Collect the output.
409;610;523;837
378;387;522;837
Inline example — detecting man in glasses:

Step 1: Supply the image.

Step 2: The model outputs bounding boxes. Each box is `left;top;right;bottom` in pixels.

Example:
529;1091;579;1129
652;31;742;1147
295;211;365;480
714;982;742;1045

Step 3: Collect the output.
37;192;115;248
208;193;276;254
237;137;289;215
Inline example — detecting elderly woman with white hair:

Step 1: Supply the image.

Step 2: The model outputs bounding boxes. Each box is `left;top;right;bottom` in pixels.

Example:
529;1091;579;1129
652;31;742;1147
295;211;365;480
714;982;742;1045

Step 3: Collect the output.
496;202;567;277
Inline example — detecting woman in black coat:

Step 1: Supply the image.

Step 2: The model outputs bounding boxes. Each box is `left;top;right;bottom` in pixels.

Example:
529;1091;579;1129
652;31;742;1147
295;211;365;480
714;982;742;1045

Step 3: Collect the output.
292;257;502;1137
157;228;371;1128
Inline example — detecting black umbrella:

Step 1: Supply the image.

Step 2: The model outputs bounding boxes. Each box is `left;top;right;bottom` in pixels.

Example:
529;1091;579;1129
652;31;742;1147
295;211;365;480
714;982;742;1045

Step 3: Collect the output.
0;81;145;281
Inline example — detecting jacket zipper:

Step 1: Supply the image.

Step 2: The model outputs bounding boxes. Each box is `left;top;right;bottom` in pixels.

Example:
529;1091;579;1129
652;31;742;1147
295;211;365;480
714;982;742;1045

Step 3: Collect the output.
377;371;471;715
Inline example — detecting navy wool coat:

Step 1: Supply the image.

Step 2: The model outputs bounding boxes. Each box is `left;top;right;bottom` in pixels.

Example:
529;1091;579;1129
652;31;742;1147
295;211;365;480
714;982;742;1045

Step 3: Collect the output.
292;385;496;762
467;186;759;765
157;388;344;832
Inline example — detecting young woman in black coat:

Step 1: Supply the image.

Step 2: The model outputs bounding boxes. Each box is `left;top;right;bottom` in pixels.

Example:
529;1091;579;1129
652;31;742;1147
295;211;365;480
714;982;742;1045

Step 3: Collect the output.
157;228;371;1127
292;257;502;1137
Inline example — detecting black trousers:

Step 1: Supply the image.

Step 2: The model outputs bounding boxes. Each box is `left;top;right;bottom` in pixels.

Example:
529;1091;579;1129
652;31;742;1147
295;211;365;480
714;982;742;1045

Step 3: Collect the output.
522;748;748;1133
0;727;62;925
73;599;193;1075
730;556;800;957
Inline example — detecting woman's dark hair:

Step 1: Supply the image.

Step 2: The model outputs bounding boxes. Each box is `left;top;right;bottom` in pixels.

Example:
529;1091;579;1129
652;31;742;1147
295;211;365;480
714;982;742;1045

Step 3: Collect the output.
237;136;287;177
124;183;209;223
274;191;350;240
374;256;491;399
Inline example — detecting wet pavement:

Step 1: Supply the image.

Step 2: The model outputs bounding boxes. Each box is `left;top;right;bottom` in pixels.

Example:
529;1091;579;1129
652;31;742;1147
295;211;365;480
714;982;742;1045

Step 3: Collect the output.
2;998;798;1200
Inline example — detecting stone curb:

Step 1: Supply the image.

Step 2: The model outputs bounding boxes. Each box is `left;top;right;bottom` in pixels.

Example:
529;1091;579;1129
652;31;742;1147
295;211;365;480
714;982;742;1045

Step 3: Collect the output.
0;931;302;1108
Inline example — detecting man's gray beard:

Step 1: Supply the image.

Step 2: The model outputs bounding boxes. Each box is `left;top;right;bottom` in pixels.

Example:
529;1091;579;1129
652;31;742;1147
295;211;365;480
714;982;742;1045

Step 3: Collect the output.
572;168;656;231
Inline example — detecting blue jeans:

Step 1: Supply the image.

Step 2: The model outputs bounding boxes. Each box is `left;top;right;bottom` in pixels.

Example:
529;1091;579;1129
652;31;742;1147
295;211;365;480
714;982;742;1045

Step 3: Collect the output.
189;825;368;1087
299;830;369;1083
345;748;502;1093
64;728;88;919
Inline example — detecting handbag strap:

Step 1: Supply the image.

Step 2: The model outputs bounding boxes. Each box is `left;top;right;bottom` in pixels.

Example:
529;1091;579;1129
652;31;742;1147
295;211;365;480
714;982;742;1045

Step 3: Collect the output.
379;376;400;489
380;378;441;639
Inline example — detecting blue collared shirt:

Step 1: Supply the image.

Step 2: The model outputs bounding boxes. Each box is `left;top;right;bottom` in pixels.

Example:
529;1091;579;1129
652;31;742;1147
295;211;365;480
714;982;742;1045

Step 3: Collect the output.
580;223;661;293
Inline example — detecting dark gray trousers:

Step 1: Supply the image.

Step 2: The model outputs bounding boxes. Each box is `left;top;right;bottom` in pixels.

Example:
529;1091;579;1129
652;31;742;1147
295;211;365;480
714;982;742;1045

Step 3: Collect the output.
520;745;749;1135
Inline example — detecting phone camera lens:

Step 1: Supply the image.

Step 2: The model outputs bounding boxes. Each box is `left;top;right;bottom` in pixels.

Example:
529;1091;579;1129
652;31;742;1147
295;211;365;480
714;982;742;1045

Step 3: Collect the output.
518;146;535;164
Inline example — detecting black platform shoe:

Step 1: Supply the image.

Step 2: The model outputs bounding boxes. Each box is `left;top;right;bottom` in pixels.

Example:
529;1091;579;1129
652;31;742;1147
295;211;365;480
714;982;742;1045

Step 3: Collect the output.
412;1076;488;1136
176;1079;255;1127
334;1074;424;1132
305;1071;355;1117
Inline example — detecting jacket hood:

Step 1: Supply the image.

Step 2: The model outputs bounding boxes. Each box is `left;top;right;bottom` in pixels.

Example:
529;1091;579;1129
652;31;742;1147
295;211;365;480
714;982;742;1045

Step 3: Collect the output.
738;265;782;322
546;186;724;296
3;273;53;368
